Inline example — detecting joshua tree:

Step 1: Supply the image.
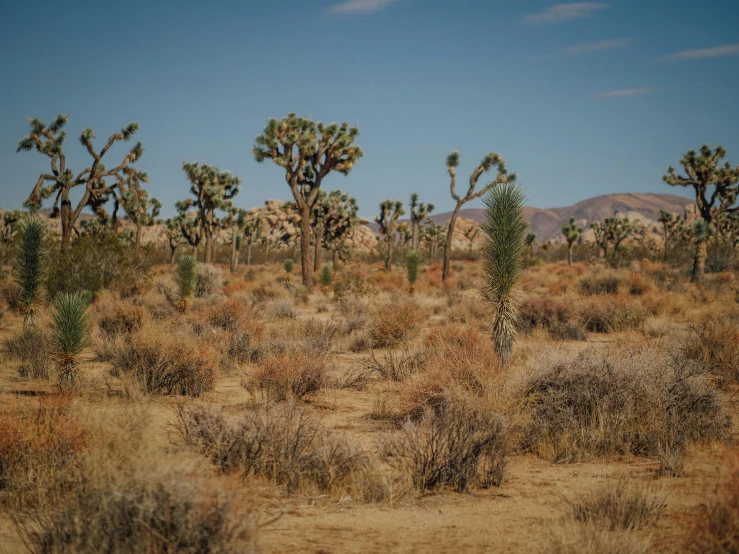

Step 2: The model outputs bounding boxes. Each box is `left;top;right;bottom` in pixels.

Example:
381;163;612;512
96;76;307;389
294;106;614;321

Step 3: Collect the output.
657;210;683;262
424;219;446;262
323;192;359;267
2;210;22;242
409;193;435;250
375;200;405;270
690;220;714;280
397;222;413;251
174;254;197;312
243;215;264;266
715;212;739;247
463;225;479;254
163;218;187;267
115;172;162;250
443;151;513;282
663;145;739;282
604;216;633;262
16;218;47;328
526;233;536;254
18;115;144;248
176;210;203;259
253;113;363;288
482;183;527;365
220;207;248;272
406;250;422;295
177;162;241;265
320;263;333;288
561;217;582;266
52;291;90;390
591;221;607;258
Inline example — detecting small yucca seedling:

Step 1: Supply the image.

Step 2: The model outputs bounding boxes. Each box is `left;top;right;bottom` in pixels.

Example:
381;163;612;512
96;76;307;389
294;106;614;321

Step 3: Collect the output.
175;254;197;312
320;263;333;288
52;292;91;390
283;258;295;287
16;218;47;328
406;250;422;294
482;183;527;365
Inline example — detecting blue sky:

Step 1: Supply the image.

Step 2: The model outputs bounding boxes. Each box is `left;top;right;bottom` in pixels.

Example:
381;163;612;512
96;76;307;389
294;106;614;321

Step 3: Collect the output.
1;0;738;218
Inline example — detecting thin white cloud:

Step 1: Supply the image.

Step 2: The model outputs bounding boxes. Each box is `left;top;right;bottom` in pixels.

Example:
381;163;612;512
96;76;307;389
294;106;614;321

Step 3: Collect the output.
564;38;633;55
658;44;739;61
593;87;654;99
327;0;401;16
526;3;609;25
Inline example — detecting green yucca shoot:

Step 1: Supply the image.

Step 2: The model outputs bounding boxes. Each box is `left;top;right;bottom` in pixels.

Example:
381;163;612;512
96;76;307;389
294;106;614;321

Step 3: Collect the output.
320;263;333;288
406;250;422;295
482;183;527;365
175;254;197;312
16;218;47;328
52;292;91;390
283;258;295;287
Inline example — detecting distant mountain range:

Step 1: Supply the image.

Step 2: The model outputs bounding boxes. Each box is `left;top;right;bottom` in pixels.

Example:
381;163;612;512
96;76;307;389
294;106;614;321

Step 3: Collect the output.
423;193;694;242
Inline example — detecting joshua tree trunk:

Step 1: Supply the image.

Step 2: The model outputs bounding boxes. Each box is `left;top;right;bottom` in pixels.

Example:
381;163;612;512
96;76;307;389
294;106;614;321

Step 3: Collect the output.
203;226;213;264
385;236;394;271
313;226;322;272
246;243;252;266
663;232;669;262
442;203;462;282
135;226;142;251
170;247;177;268
333;249;339;268
567;243;573;266
411;222;418;251
691;241;707;283
300;205;313;288
230;229;238;272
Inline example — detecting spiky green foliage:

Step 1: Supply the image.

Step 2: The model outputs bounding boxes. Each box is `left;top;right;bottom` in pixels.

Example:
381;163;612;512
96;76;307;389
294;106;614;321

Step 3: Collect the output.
443;150;515;282
375;200;405;271
253;113;363;288
52;292;91;389
283;258;295;274
17;115;144;247
691;220;714;243
561;217;583;266
320;264;333;288
482;183;527;365
175;255;197;312
177;162;241;265
406;250;422;293
16;218;48;328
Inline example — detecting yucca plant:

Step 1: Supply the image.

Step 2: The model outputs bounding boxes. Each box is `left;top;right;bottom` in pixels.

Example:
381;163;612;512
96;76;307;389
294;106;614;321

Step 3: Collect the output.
320;263;333;288
283;258;295;287
690;220;714;283
16;218;47;328
406;250;422;295
52;292;91;390
482;183;527;365
174;254;197;312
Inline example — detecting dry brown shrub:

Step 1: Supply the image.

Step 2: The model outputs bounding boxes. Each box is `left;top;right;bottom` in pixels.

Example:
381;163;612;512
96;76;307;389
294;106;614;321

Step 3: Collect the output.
681;317;739;388
111;324;219;396
686;453;739;553
246;353;327;401
518;296;575;333
628;272;656;296
3;327;54;379
578;271;621;295
520;344;730;463
570;481;664;531
369;297;425;348
93;292;148;337
177;402;385;500
367;270;406;292
577;297;646;333
0;396;88;509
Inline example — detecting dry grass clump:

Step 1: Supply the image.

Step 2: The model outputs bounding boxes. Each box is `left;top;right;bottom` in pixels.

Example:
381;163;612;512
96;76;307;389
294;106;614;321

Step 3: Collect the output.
686;454;739;553
3;327;54;379
337;294;371;334
382;402;507;492
266;298;297;319
578;298;646;333
570;481;664;531
361;347;426;382
197;297;264;364
578;271;621;295
547;522;653;554
369;297;425;348
93;293;147;337
0;396;87;510
521;345;730;463
195;263;224;297
681;317;739;388
245;353;327;401
110;324;219;396
176;402;383;499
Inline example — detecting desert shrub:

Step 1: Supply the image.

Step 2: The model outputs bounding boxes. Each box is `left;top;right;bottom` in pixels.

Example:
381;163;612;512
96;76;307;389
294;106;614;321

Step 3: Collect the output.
681;318;739;388
332;269;375;302
369;298;425;348
17;472;252;554
0;397;87;509
246;353;326;401
362;347;425;382
518;296;575;333
578;299;645;333
46;234;153;297
521;345;730;463
111;326;219;396
195;263;223;298
320;264;333;288
266;299;297;319
578;273;620;295
348;333;373;353
4;327;54;379
177;402;380;498
383;403;507;492
570;482;663;531
547;522;653;554
93;294;147;337
686;454;739;553
628;273;655;296
337;295;371;334
549;321;587;341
